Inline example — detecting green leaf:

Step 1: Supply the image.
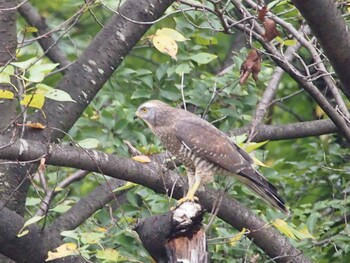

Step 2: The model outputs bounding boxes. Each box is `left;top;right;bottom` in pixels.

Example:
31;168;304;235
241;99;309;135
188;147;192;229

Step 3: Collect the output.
175;63;192;75
159;89;181;100
0;65;15;84
36;84;75;102
131;89;152;99
50;204;71;213
60;230;79;240
78;138;100;149
23;215;45;228
11;57;37;70
17;215;44;237
80;232;104;244
306;212;319;233
0;65;14;75
29;63;59;76
190;52;217;65
25;197;41;206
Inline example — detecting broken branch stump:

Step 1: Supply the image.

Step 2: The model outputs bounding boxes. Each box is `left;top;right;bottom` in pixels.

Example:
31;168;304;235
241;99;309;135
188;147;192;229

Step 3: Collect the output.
134;201;208;263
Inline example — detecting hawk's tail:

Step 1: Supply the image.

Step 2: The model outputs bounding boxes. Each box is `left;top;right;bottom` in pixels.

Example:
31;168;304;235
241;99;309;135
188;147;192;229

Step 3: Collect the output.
236;168;289;214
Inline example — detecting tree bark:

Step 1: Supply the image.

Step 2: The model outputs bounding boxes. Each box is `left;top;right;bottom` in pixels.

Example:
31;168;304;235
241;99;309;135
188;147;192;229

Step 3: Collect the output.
292;0;350;100
0;136;311;263
24;0;175;142
135;201;208;263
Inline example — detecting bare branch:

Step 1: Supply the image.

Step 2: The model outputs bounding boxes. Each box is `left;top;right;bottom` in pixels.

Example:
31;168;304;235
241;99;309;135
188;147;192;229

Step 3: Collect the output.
18;2;70;69
36;170;90;216
292;0;350;100
231;119;337;142
248;41;302;142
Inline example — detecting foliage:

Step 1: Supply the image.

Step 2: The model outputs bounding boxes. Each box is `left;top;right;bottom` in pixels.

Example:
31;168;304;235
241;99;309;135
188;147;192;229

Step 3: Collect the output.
1;0;350;262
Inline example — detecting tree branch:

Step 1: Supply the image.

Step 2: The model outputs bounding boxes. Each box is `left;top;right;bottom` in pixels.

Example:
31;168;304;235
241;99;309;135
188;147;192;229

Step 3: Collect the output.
230;119;337;142
49;178;127;234
24;0;175;142
0;202;86;263
18;1;70;69
292;0;350;100
248;41;302;142
0;136;310;262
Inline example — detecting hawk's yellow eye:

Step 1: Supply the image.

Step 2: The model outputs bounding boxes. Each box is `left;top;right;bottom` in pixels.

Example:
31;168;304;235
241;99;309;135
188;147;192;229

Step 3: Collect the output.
141;107;148;113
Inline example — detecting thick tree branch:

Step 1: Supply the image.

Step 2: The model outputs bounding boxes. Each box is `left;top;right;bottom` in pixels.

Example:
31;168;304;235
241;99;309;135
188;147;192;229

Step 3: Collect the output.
245;0;350;119
24;0;175;142
0;202;86;263
0;176;128;263
49;178;127;234
18;2;70;69
226;0;350;143
0;137;310;262
230;119;337;142
292;0;350;100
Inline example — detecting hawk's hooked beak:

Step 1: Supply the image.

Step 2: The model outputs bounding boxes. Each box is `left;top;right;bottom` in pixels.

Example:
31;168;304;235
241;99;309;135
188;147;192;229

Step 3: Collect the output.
134;111;140;120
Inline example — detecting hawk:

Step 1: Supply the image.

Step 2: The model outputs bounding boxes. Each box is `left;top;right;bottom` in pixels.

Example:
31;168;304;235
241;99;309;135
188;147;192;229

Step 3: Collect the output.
135;100;288;213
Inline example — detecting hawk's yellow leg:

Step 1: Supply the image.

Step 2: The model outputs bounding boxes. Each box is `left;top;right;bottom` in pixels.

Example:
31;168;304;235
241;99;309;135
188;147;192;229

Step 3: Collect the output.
176;179;200;205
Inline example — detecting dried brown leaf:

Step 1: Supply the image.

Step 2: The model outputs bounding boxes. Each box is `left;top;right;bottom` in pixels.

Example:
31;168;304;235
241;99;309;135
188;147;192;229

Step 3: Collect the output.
17;121;46;129
263;19;280;42
239;49;261;85
258;6;268;22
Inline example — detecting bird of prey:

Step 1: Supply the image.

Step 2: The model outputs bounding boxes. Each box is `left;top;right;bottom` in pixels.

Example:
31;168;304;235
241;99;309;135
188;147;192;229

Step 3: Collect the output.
135;100;288;213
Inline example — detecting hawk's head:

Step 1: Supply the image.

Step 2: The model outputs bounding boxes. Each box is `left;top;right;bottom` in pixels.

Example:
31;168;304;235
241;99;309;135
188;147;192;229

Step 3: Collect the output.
135;100;171;128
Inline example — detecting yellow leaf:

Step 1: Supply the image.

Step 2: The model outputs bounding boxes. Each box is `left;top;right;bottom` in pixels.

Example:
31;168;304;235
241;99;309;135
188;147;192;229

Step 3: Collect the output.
46;243;78;261
292;225;315;240
20;94;45;109
229;228;247;246
113;182;137;192
252;157;269;167
17;229;29;237
155;28;188;42
96;248;120;261
315;105;325;118
132;155;151;163
0;90;14;99
25;26;38;33
152;34;178;60
95;227;107;233
272;218;296;239
244;140;269;152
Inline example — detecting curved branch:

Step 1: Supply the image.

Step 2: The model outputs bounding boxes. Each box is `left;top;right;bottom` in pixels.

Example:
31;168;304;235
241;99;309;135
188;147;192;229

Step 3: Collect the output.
0;202;86;263
18;2;70;69
49;178;127;234
0;136;310;263
292;0;350;100
24;0;175;142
